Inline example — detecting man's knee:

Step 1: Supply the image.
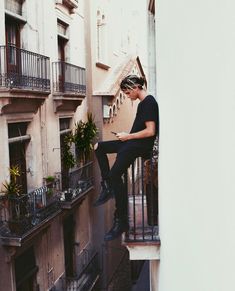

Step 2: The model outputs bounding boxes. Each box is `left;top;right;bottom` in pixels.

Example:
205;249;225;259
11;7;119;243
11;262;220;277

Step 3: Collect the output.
94;141;106;151
94;142;98;150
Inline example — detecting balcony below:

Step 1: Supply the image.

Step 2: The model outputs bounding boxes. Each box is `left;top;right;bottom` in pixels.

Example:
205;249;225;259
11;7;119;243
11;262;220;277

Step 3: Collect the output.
61;252;100;290
52;61;86;113
0;45;51;115
60;161;94;209
0;180;61;247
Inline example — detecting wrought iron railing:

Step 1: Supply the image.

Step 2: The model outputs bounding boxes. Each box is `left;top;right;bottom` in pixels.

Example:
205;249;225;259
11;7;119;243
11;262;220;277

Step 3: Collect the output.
52;61;86;94
124;150;159;243
0;45;50;92
60;161;94;202
0;182;61;236
62;252;100;291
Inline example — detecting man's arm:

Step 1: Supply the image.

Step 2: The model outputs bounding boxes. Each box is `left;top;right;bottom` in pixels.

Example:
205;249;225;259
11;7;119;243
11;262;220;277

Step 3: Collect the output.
116;121;155;142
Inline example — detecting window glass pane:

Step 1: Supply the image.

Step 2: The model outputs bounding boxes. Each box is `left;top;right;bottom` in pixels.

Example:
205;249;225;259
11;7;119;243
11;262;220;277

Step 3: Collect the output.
8;122;28;138
57;20;68;36
59;118;71;131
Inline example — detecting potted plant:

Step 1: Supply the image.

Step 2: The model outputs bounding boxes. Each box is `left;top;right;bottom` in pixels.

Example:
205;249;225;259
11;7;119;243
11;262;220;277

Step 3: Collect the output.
61;133;76;191
44;175;56;201
62;133;76;169
73;112;98;164
45;175;55;185
1;165;30;234
2;165;22;197
60;113;97;199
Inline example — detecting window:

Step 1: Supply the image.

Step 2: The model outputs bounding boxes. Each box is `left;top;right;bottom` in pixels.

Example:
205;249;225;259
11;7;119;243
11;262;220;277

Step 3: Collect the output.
96;9;108;65
8;122;30;194
57;19;68;38
15;247;38;291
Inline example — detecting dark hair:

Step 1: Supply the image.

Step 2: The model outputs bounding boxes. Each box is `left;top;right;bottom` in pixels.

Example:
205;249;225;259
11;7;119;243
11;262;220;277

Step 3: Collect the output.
120;75;146;90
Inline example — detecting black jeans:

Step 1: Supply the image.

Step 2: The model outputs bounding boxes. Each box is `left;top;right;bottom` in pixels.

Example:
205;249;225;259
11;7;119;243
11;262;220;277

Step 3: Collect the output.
95;140;150;220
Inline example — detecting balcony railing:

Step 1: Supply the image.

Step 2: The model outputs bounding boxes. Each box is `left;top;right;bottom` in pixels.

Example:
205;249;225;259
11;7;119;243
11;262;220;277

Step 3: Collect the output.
0;45;50;92
0;181;61;238
62;252;100;291
52;61;86;95
124;150;159;243
60;161;94;207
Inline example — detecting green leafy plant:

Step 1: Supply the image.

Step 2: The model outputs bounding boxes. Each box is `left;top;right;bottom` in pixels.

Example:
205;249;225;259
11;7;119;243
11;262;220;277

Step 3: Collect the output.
44;176;55;198
1;165;25;222
45;175;55;183
73;112;98;163
62;133;76;169
2;165;22;197
47;188;53;198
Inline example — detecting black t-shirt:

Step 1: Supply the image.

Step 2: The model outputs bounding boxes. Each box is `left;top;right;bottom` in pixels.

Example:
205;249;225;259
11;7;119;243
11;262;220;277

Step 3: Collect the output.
129;95;159;150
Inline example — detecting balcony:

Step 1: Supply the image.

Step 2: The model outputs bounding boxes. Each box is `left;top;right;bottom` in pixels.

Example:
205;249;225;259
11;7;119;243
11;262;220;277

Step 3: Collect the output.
60;161;94;209
55;0;78;13
0;180;61;247
123;151;160;260
0;45;50;114
61;252;100;290
52;61;86;112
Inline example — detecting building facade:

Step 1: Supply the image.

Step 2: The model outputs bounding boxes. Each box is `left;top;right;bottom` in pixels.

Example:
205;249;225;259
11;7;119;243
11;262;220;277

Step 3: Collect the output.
0;0;157;290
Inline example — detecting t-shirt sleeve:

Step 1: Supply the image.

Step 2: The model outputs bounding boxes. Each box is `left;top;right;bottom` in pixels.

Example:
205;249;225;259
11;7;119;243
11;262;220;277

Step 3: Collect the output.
141;97;158;123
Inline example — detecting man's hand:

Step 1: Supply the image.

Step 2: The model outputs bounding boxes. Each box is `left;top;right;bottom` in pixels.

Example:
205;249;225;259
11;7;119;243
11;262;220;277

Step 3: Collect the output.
116;132;130;141
116;122;155;142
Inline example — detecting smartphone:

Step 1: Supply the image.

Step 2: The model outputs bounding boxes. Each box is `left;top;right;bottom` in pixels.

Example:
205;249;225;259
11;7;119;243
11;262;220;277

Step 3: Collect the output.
111;131;117;135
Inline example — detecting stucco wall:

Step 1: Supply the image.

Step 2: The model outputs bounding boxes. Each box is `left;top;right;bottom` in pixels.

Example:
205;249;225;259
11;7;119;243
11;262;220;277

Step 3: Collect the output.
157;1;235;290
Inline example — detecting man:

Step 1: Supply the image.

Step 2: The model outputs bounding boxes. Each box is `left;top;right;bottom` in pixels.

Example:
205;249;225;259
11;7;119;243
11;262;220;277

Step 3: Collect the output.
94;74;159;241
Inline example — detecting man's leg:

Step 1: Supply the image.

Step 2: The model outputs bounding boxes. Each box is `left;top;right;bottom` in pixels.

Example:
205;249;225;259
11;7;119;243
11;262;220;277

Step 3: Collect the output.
93;140;123;206
104;147;141;241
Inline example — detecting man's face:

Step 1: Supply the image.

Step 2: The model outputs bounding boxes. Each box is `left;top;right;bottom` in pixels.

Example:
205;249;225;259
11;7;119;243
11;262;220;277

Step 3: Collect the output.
122;87;139;100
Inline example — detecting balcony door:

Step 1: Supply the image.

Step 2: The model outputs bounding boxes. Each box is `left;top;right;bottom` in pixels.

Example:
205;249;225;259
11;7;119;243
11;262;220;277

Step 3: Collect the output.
8;122;30;194
5;19;21;84
58;37;66;92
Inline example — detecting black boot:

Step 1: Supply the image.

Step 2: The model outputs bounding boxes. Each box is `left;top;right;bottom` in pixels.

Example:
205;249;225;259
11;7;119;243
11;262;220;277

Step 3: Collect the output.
104;217;129;241
93;180;114;207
